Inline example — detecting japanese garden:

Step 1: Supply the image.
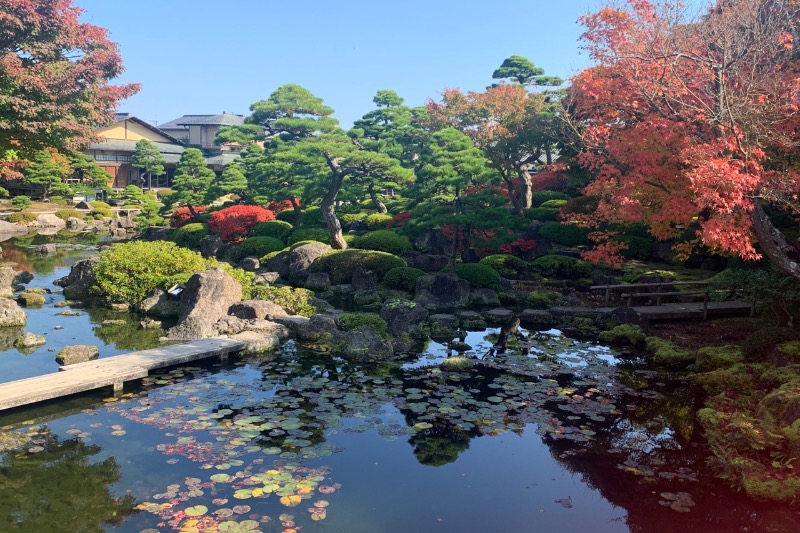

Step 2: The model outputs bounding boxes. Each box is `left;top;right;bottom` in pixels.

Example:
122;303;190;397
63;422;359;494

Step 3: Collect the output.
1;1;800;531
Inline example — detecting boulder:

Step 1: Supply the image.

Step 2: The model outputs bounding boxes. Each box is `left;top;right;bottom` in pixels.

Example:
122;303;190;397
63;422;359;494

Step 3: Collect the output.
341;326;394;362
239;256;260;272
199;234;225;258
519;309;557;328
229;300;288;320
213;316;249;335
14;332;45;349
265;242;331;283
304;273;331;290
54;256;98;302
0;220;28;234
244;319;290;338
410;254;449;271
380;299;429;337
298;313;340;342
17;290;45;307
253;272;280;286
428;313;460;339
414;273;470;310
32;213;66;229
352;267;378;290
140;318;163;329
229;330;283;354
134;289;181;318
0;326;24;350
56;345;99;366
470;288;500;307
0;298;26;327
456;310;486;329
485;308;515;324
271;315;311;334
13;271;33;286
36;244;57;255
168;268;243;340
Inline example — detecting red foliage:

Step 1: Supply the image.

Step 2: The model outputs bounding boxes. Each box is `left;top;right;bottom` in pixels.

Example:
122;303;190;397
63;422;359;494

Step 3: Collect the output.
388;212;412;228
208;205;275;242
267;199;296;213
500;238;537;258
170;206;207;228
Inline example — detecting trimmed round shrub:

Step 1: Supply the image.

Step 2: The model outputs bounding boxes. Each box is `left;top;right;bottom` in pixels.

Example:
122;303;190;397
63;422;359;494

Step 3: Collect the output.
311;249;406;285
455;263;501;290
0;186;8;198
173;222;209;249
537;221;590;247
479;254;528;279
170;206;208;228
249;220;293;241
532;190;569;207
156;188;174;199
282;206;325;226
539;199;568;208
232;236;286;262
288;226;330;245
91;206;113;219
365;213;393;230
351;230;412;255
276;208;296;223
11;196;31;211
208;204;275;242
525;290;560;309
612;235;653;260
339;312;388;338
89;200;111;210
741;327;800;362
531;254;592;279
250;285;316;317
92;240;210;304
524;207;560;221
383;266;426;292
7;211;37;225
340;212;368;228
55;209;84;221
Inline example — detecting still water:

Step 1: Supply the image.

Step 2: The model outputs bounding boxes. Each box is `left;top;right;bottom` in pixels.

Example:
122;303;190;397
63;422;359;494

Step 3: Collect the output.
0;234;798;532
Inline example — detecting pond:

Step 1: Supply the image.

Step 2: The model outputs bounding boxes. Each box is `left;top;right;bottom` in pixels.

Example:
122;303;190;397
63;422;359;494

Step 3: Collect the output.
1;238;798;532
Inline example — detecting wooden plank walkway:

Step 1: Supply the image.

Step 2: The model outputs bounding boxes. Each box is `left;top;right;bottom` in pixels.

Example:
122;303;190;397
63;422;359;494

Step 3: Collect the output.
0;337;245;412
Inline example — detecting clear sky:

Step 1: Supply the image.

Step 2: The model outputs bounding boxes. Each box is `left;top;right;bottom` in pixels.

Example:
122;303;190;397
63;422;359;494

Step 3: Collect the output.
74;0;608;128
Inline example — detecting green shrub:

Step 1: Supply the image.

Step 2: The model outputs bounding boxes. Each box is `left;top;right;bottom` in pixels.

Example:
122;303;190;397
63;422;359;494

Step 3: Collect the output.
741;327;800;362
276;209;296;223
0;186;8;198
645;336;695;368
312;249;406;284
249;220;293;241
156;188;174;199
524;207;559;221
54;209;84;221
7;211;37;225
365;213;393;230
479;254;528;279
383;266;426;292
89;200;111;210
532;190;569;207
539;199;568;208
92;240;210;304
251;285;316;317
340;212;368;228
351;230;412;255
300;207;325;226
288;226;329;245
173;222;209;249
92;205;113;218
525;290;560;309
455;263;501;290
530;254;592;279
612;235;653;260
338;312;388;338
232;236;286;262
695;345;744;372
11;196;31;211
537;222;590;247
561;195;600;216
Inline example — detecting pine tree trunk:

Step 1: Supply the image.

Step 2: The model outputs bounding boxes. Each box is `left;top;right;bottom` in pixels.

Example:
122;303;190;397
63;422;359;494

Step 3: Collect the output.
517;167;533;209
750;198;800;281
368;183;388;213
322;153;348;249
499;168;524;216
290;197;302;226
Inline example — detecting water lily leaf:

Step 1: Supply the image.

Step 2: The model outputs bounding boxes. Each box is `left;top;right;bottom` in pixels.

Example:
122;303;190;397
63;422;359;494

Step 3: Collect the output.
211;473;232;483
184;505;208;517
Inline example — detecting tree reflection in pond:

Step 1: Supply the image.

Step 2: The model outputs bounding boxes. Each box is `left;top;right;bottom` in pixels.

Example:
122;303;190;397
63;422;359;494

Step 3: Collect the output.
0;433;135;532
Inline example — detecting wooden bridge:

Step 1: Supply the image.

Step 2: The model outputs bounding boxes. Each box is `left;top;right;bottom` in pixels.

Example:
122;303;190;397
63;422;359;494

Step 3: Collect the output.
589;281;755;321
0;337;245;412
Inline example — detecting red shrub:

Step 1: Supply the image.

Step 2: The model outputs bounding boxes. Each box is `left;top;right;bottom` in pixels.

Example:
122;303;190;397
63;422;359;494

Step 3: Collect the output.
388;212;412;228
208;205;275;242
500;238;537;258
267;199;296;213
170;206;207;228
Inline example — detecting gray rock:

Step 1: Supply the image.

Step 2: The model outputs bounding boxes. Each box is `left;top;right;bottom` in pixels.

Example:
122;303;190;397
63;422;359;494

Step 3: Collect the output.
14;332;45;349
485;308;515;323
54;256;98;302
13;271;33;286
304;273;331;290
57;309;81;316
229;330;283;354
470;288;500;307
298;313;340;342
56;345;99;366
213;316;248;335
36;244;57;255
239;256;260;272
0;220;28;234
134;289;181;318
265;242;331;283
199;234;224;258
519;309;557;328
428;313;459;339
271;315;311;334
17;291;45;307
410;254;449;271
414;273;470;310
380;299;429;337
242;319;290;338
456;310;487;329
353;289;380;306
352;267;378;290
140;318;163;329
253;272;280;285
0;326;24;350
229;300;288;320
341;326;394;362
32;213;65;229
168;268;243;340
0;298;26;327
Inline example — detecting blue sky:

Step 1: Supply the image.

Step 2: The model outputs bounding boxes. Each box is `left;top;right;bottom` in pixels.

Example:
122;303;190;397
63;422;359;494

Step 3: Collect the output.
75;1;607;128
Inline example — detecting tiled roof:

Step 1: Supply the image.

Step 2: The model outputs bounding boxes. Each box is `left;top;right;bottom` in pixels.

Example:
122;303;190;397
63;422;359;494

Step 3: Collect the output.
159;112;244;128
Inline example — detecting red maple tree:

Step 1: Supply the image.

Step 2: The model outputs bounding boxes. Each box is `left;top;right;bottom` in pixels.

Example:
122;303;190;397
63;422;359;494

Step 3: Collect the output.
569;0;800;277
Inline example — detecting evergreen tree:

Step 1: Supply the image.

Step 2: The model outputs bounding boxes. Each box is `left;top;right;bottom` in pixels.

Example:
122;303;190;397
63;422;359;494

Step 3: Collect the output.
130;139;166;190
166;148;214;219
21;149;72;200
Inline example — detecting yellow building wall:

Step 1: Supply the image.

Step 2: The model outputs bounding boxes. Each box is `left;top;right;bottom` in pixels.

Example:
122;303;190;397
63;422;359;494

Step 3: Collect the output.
96;119;173;142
